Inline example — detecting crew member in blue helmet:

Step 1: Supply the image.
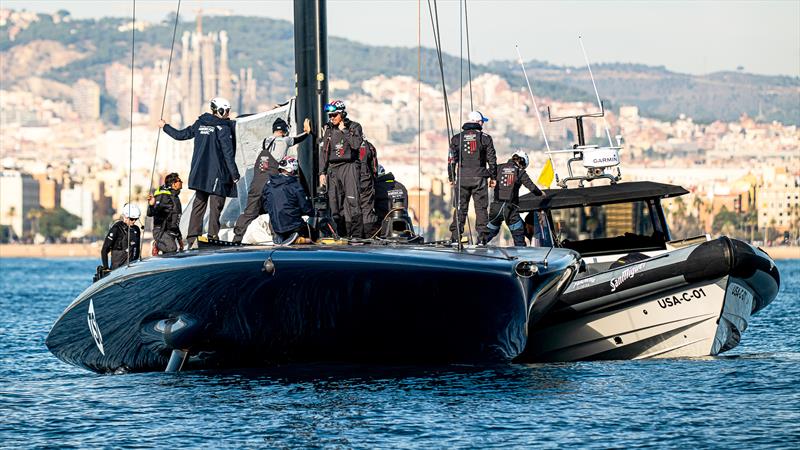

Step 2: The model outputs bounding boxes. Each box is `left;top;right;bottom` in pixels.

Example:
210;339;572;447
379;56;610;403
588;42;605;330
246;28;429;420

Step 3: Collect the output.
318;100;365;237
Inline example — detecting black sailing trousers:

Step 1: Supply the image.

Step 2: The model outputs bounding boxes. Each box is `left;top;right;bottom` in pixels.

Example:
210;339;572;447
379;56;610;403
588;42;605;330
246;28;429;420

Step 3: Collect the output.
327;161;362;237
449;176;489;242
187;190;226;239
486;201;526;246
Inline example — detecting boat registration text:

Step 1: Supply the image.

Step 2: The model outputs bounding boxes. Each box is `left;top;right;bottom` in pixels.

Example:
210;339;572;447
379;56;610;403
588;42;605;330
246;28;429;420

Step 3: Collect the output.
657;288;707;309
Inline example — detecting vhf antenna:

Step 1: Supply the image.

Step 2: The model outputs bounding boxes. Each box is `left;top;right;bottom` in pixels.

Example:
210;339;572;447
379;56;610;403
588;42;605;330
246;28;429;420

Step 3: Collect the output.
578;35;613;148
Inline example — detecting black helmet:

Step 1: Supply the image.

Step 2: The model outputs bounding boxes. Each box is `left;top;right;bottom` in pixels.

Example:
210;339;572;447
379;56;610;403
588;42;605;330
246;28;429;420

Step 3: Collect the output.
272;118;289;133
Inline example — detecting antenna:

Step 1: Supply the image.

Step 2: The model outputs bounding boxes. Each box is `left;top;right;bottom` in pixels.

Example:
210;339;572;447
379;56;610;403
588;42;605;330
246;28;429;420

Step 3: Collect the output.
578;35;613;148
515;44;558;180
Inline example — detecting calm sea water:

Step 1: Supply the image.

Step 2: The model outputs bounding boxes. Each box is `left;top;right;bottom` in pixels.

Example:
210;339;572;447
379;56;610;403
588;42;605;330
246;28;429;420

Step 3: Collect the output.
1;258;798;448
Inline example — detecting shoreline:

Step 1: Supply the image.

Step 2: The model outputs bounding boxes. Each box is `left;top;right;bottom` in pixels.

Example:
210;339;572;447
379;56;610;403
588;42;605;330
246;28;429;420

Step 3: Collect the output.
1;243;799;260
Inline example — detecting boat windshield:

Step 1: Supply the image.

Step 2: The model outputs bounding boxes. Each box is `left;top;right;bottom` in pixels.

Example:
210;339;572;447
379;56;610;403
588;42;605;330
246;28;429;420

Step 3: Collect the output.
550;200;667;256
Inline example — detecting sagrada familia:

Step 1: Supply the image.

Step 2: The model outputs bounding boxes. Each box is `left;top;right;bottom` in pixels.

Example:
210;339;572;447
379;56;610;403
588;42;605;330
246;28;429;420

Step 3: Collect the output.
178;14;257;122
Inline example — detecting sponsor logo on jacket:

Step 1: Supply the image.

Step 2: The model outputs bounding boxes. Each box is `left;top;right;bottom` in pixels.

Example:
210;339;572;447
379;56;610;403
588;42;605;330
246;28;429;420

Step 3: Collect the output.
198;125;216;135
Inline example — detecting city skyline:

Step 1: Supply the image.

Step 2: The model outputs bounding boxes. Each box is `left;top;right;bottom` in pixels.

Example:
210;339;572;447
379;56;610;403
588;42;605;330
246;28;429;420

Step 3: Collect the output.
3;0;799;77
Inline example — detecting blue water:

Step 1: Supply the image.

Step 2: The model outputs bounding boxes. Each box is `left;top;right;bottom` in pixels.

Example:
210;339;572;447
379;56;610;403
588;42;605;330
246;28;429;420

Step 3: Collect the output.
1;258;798;448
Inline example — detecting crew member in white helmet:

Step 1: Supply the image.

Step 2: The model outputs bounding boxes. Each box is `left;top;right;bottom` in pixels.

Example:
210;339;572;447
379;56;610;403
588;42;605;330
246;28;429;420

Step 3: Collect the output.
159;97;240;246
101;203;142;270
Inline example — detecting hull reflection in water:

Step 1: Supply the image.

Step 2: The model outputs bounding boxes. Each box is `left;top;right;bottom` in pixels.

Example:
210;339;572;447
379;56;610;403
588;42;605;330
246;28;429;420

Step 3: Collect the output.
46;245;577;373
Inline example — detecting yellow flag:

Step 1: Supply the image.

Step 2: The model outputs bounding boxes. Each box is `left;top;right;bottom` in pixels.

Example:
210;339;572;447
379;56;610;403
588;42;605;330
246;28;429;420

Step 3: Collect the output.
537;159;554;187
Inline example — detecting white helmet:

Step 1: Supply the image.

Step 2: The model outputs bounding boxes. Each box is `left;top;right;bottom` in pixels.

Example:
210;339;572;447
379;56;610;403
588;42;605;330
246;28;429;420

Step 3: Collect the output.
120;203;141;220
210;97;231;116
278;155;299;174
512;150;529;168
377;164;386;176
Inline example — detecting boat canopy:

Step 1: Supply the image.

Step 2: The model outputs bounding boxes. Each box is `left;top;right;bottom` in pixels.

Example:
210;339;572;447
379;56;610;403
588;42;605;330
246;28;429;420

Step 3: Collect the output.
518;181;689;212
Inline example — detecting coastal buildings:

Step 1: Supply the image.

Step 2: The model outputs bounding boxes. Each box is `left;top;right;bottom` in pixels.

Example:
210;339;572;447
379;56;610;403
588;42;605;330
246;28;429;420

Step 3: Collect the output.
758;167;800;236
0;9;797;242
0;170;40;238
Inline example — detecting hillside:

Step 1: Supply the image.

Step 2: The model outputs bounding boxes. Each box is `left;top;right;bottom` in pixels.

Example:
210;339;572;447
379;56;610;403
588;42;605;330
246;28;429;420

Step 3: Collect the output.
1;12;798;125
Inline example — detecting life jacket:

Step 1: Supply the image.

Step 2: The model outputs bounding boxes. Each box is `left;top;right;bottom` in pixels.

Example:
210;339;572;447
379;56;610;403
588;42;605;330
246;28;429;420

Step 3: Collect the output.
110;222;140;251
152;187;181;232
459;129;485;169
497;161;519;201
257;138;280;175
326;128;356;163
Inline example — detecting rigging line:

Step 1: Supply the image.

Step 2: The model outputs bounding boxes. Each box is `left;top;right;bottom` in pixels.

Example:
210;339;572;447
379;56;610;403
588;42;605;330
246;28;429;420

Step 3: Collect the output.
434;0;462;246
148;0;182;194
458;0;473;246
427;0;461;248
515;44;557;174
429;0;454;137
417;0;422;235
464;0;473;111
127;0;136;267
578;35;614;147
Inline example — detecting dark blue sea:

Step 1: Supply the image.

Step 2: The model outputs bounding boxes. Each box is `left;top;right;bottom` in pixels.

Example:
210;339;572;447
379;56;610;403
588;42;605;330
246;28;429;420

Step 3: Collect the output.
1;258;798;448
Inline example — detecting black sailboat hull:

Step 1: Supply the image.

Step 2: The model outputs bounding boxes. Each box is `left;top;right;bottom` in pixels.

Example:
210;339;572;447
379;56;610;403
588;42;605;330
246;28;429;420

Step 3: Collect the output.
46;246;577;372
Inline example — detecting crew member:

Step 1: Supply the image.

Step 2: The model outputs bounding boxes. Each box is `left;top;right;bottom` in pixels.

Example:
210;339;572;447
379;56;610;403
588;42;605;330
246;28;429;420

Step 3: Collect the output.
448;110;497;245
485;151;544;246
262;156;314;244
159;97;240;247
232;117;311;243
318;100;365;237
147;172;183;254
101;204;142;270
374;164;408;222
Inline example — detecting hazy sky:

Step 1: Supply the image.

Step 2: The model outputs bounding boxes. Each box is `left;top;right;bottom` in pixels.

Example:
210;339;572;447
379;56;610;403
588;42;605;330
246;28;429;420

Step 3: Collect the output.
5;0;799;77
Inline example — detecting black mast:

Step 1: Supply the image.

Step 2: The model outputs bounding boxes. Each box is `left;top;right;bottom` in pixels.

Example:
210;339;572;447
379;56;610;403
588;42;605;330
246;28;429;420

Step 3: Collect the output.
293;0;328;197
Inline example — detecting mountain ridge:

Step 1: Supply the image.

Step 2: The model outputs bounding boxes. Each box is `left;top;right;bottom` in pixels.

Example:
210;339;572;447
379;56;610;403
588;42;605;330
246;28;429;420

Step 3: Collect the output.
2;11;798;125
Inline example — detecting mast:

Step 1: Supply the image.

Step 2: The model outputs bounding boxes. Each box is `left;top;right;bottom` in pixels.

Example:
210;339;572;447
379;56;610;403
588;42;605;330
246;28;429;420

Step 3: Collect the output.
293;0;328;197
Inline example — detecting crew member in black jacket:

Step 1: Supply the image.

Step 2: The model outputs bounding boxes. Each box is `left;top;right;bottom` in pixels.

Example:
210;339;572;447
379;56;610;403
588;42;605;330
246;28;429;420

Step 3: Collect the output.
146;172;183;254
101;204;141;270
159;97;240;247
262;156;314;244
318;100;365;237
232;117;310;243
448;110;497;245
485;151;545;246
